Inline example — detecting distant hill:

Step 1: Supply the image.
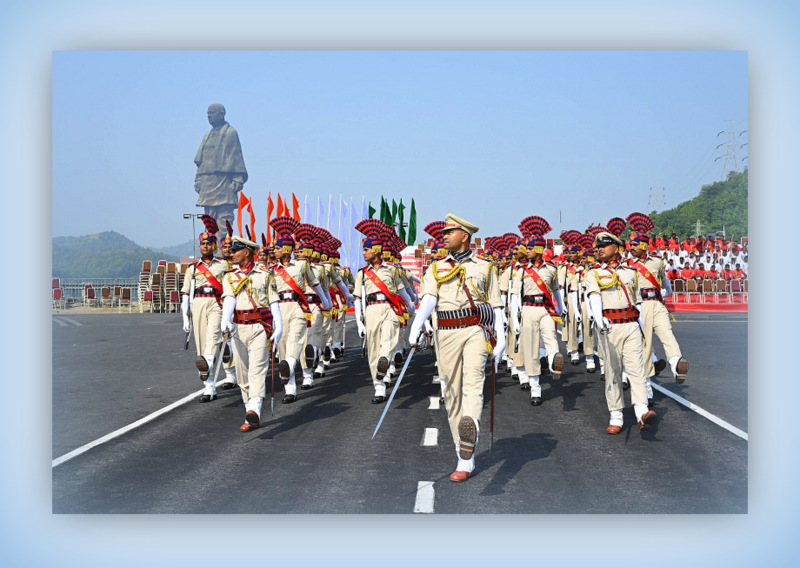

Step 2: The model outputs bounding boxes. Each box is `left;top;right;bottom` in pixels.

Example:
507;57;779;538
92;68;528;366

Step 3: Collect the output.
152;240;194;259
53;231;181;279
649;169;748;240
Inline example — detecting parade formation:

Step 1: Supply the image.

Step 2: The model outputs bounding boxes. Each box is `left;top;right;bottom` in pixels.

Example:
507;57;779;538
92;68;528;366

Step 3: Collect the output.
180;203;697;483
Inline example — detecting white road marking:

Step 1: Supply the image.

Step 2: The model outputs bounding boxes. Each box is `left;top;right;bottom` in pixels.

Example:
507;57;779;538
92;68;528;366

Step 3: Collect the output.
428;396;440;410
61;318;84;326
52;385;213;468
413;481;435;513
53;318;68;327
422;428;438;446
651;383;748;441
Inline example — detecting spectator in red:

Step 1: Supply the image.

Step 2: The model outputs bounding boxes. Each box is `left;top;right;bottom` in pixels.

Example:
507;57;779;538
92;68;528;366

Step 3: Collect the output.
692;263;708;280
668;233;680;252
731;263;746;279
719;263;734;280
655;233;666;250
679;262;694;280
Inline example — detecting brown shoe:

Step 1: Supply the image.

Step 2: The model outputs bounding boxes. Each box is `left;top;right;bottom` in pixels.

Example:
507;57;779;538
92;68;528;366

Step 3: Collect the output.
606;424;622;435
638;410;657;430
551;353;564;380
240;410;259;432
449;470;471;482
278;360;291;385
458;416;478;459
675;357;689;384
376;357;390;380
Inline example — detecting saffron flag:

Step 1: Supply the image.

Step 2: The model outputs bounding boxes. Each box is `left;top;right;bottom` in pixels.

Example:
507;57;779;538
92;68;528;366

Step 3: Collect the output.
292;193;301;222
237;192;251;237
276;195;284;218
266;193;275;243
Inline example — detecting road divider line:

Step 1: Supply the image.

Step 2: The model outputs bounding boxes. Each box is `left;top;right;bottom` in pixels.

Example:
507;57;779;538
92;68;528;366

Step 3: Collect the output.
52;386;210;468
422;428;438;446
53;318;68;327
413;481;435;513
651;383;748;441
62;318;84;326
428;396;440;410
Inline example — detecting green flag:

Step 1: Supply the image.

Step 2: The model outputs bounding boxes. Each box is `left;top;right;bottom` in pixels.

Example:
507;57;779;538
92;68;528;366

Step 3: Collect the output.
380;197;389;225
397;199;406;241
368;201;376;219
391;199;398;226
407;198;417;244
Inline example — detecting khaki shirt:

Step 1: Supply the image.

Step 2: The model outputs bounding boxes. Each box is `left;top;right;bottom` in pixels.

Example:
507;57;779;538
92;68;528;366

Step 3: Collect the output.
627;255;664;288
273;258;318;294
583;259;640;310
305;262;328;294
420;251;502;311
511;260;558;297
181;258;229;295
222;265;278;309
354;263;405;298
498;265;512;294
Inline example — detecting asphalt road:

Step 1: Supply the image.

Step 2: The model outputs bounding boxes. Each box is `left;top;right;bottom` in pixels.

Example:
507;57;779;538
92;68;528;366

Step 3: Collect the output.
52;311;747;514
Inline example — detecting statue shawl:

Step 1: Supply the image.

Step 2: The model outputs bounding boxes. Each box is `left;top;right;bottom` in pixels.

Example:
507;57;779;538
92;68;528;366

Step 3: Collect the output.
194;122;248;182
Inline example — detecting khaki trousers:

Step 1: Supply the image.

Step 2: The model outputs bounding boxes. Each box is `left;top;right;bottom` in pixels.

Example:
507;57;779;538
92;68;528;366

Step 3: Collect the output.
277;302;309;362
301;304;325;369
566;297;579;352
640;300;682;377
521;306;559;376
580;301;594;355
232;322;269;404
190;297;222;357
365;303;400;383
597;321;647;411
437;325;488;444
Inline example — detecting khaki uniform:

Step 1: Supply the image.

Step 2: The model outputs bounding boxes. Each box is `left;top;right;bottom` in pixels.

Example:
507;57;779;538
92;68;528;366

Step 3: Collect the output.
576;265;595;362
302;262;329;370
627;255;682;377
222;265;278;406
182;258;228;358
511;260;560;379
354;263;405;384
583;261;647;412
557;263;568;341
564;263;581;354
421;251;501;444
273;258;318;363
508;263;527;373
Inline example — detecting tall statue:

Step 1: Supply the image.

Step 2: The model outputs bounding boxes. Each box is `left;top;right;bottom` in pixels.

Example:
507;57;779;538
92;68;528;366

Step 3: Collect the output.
194;104;248;242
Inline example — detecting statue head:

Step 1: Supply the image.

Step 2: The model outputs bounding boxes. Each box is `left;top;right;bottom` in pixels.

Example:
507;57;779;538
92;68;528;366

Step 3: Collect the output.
207;104;226;127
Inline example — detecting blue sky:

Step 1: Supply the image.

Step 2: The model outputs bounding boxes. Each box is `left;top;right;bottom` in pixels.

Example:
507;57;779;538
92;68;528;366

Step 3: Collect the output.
53;50;747;248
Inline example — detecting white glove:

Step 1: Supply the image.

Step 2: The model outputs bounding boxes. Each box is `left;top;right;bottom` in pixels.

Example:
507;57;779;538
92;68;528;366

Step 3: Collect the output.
354;299;366;337
313;284;332;311
356;319;366;338
181;294;191;332
408;294;437;346
269;301;283;347
492;307;506;366
588;293;610;332
220;296;235;334
511;294;521;336
398;288;415;318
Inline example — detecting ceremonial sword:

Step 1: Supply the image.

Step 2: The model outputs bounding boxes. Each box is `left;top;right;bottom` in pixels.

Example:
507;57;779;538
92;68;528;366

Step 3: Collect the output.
210;330;231;385
371;346;416;439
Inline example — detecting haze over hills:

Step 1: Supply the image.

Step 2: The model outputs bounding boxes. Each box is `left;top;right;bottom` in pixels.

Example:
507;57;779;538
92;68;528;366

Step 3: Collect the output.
52;231;183;279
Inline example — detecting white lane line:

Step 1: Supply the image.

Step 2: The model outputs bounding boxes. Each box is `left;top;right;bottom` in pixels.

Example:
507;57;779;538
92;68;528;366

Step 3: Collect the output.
428;396;440;410
421;428;438;446
53;318;68;327
61;318;84;326
651;383;748;441
52;386;210;468
413;481;435;513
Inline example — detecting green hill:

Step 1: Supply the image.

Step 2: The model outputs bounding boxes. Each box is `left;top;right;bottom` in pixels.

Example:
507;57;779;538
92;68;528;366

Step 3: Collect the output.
649;169;748;240
53;231;181;278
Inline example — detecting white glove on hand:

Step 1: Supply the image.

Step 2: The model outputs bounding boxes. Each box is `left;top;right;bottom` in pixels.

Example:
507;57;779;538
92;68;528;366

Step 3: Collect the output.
269;301;283;347
356;320;366;338
601;317;612;332
492;307;507;366
408;326;420;347
182;316;190;333
221;320;235;334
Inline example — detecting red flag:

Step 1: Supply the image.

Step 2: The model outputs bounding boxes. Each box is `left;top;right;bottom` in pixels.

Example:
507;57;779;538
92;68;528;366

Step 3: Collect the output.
267;193;275;243
237;192;251;237
276;195;285;218
247;199;256;242
292;193;301;222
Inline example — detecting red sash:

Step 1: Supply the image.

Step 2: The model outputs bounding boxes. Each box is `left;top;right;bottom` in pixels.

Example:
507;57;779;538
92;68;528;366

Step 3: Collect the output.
524;264;562;324
195;261;223;296
364;266;408;326
627;259;662;293
273;263;313;326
